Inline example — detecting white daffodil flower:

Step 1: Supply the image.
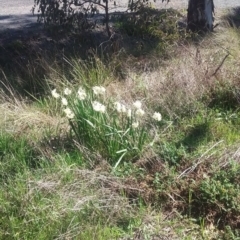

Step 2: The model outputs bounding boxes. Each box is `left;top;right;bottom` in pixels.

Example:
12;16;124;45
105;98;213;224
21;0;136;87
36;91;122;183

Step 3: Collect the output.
133;100;142;109
135;108;145;117
64;88;72;95
51;89;60;99
114;102;127;113
61;97;68;106
127;109;132;118
77;87;87;100
92;86;106;95
92;101;106;113
64;108;74;119
152;112;162;121
132;121;139;128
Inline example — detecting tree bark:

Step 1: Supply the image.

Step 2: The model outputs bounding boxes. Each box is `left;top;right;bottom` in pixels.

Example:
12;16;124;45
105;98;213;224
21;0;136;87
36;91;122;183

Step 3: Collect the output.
187;0;214;32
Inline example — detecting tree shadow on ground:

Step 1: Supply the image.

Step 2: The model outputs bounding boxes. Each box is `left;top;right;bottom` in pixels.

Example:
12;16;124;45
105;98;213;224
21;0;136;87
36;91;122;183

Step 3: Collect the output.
0;8;190;98
177;122;210;153
0;13;110;97
221;7;240;28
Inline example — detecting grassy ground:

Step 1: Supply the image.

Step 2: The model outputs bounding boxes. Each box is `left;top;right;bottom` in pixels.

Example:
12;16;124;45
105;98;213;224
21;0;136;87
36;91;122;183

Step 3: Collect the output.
0;7;240;240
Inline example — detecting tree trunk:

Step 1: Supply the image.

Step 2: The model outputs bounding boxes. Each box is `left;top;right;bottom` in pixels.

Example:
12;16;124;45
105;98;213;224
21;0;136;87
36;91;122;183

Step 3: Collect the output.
187;0;214;32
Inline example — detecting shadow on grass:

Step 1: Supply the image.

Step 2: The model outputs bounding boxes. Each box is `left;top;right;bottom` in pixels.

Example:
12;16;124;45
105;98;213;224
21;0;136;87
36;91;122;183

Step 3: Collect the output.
0;8;196;98
178;122;210;153
112;8;187;55
221;7;240;28
0;14;107;97
207;82;240;111
0;133;42;182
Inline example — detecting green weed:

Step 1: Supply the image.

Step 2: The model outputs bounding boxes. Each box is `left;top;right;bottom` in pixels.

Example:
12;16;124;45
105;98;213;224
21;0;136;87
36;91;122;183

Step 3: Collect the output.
208;81;240;111
188;161;240;229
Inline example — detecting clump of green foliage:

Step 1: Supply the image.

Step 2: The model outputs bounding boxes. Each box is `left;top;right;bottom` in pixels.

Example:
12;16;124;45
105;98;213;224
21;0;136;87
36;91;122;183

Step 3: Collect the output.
50;85;163;168
190;161;240;229
117;8;179;38
115;7;187;54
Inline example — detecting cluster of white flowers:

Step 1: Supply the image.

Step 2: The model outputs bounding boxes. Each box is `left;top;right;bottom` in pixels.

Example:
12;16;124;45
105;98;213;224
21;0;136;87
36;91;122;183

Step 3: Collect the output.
133;101;145;117
113;100;162;128
51;86;107;118
52;88;72;99
133;101;162;122
51;86;162;124
112;100;144;128
132;101;145;129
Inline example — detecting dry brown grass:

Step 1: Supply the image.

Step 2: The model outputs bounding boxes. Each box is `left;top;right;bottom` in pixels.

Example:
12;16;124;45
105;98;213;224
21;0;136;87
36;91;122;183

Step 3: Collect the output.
0;93;68;142
105;24;240;119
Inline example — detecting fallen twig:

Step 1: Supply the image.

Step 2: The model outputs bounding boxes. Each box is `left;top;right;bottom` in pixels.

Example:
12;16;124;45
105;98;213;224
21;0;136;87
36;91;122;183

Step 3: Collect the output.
177;140;224;179
211;53;229;77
